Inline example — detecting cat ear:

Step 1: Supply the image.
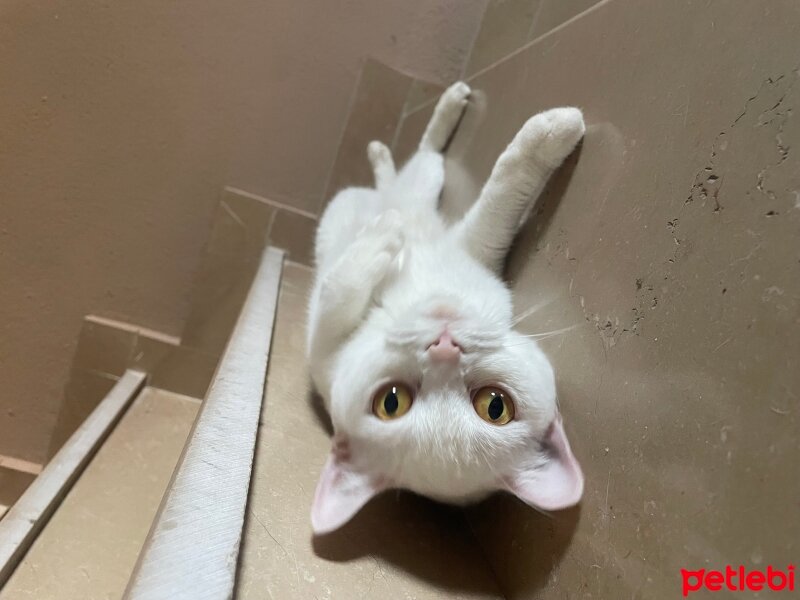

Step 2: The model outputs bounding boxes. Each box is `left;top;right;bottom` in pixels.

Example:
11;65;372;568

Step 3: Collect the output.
311;451;386;535
505;414;584;511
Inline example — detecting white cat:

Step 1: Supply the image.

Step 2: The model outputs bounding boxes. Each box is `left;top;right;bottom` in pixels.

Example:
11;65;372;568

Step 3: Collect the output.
307;82;586;534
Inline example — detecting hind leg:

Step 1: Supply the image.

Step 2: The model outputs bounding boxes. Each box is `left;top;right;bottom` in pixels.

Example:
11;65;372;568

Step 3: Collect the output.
419;81;471;152
367;141;396;192
387;150;445;214
386;82;472;214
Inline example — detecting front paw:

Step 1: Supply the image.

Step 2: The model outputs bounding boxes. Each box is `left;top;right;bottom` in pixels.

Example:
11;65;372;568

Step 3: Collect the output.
356;210;405;279
519;107;585;168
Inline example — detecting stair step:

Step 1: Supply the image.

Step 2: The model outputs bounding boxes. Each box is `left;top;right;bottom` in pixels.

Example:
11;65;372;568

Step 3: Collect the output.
125;246;284;600
0;370;147;587
0;386;200;600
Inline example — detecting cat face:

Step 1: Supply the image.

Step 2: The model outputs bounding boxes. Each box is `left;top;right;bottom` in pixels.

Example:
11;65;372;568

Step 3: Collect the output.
311;284;583;534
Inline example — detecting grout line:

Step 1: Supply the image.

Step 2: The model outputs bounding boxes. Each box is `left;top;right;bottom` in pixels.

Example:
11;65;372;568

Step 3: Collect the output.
400;72;444;117
525;0;547;44
460;0;491;81
467;0;613;81
224;187;318;221
317;57;368;213
391;100;411;152
402;0;613;121
265;203;280;242
394;73;416;140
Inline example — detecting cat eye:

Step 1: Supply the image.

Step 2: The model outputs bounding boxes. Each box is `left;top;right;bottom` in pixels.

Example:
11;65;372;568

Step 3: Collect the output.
472;387;514;425
372;383;414;420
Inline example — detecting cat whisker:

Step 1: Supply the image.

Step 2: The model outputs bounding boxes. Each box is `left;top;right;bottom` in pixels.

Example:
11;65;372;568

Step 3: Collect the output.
520;324;579;340
511;297;557;326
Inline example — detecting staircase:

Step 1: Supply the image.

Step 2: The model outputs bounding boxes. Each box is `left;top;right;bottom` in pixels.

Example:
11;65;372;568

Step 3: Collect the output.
1;0;799;598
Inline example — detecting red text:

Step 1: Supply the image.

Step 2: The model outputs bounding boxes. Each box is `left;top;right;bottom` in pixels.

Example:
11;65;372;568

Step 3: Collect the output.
681;565;795;596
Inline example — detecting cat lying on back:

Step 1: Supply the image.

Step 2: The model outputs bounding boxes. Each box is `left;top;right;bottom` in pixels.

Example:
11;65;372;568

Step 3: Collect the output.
307;82;585;534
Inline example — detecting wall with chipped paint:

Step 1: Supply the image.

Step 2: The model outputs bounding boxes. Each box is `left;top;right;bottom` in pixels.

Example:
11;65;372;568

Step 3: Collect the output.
0;0;487;463
391;0;800;597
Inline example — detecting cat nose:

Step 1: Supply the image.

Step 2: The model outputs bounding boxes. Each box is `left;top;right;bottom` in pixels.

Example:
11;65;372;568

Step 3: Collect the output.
427;332;461;362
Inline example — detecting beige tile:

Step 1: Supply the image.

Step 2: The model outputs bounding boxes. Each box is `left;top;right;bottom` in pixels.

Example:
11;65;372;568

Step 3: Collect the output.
404;78;447;115
528;0;601;40
387;0;800;597
208;188;277;261
181;189;279;355
53;316;183;459
50;319;185;459
72;318;136;378
237;265;502;599
268;207;317;266
180;249;256;356
148;345;218;399
0;387;199;600
46;369;118;459
321;59;413;210
464;0;542;76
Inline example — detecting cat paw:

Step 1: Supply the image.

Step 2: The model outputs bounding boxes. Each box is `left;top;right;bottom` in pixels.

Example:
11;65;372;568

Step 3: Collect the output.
324;211;404;301
441;81;471;108
367;141;396;189
420;82;472;152
518;107;585;168
367;140;392;167
435;82;471;124
367;209;404;251
356;209;404;275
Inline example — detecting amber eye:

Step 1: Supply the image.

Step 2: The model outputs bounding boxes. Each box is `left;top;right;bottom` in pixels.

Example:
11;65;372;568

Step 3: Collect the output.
372;383;413;420
472;387;514;425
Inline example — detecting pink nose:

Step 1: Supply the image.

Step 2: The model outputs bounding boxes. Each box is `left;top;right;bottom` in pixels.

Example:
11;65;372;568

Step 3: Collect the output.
427;332;461;362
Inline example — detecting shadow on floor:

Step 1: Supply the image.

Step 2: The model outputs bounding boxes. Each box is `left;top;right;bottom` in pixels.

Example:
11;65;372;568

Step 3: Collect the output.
313;491;502;596
307;138;585;598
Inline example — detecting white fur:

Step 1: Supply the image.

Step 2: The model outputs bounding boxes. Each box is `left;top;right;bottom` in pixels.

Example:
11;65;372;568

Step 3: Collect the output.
307;82;585;534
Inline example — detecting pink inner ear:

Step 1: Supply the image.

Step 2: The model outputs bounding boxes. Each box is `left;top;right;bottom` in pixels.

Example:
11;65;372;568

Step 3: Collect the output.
505;414;584;511
311;449;386;535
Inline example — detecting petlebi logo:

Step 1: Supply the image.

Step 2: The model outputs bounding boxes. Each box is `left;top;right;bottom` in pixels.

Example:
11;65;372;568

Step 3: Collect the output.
681;565;795;596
